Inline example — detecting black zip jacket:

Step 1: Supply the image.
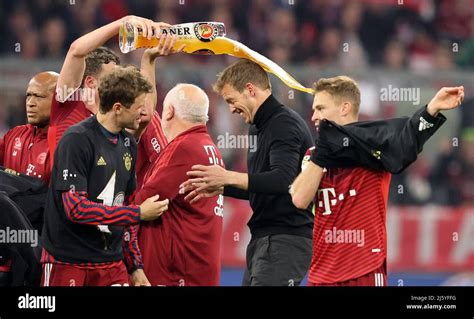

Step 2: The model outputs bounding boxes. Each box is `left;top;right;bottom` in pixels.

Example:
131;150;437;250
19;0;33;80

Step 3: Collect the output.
311;105;446;173
224;95;314;239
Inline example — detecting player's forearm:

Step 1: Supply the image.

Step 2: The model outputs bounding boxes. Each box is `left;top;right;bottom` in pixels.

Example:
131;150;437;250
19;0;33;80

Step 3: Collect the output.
426;103;441;117
122;225;144;273
140;52;158;108
247;169;296;194
62;191;141;226
58;17;127;94
247;142;302;194
223;186;249;200
69;18;125;58
226;171;249;191
290;161;323;209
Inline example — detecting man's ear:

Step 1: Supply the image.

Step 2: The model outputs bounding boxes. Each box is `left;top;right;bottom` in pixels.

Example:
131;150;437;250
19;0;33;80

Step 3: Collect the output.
84;75;97;89
245;83;256;97
113;102;123;114
165;105;175;121
341;101;352;117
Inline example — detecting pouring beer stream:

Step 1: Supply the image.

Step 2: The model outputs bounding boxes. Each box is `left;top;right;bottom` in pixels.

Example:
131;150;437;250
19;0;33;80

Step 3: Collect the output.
119;21;315;95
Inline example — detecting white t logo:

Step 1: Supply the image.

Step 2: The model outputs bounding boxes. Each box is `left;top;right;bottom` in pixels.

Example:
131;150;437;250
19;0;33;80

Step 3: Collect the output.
26;164;35;175
317;188;336;215
62;169;69;180
204;145;220;165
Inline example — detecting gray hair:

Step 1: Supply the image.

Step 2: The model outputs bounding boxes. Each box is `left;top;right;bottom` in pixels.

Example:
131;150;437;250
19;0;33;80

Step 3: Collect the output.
163;83;209;123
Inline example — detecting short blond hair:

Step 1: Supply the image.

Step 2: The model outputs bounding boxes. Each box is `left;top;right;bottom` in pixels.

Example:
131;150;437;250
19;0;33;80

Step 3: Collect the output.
313;76;361;115
213;59;271;94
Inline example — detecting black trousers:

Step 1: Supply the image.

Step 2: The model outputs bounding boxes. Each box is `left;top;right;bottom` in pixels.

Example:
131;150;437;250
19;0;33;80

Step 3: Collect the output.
242;234;312;286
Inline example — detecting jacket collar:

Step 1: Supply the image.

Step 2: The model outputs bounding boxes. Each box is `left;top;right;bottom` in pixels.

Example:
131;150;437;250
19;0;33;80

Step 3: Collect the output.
173;124;208;141
253;95;282;129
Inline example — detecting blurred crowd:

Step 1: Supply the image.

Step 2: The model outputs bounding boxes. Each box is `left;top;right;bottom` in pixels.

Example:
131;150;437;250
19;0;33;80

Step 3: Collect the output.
389;116;474;207
0;0;473;206
1;0;473;69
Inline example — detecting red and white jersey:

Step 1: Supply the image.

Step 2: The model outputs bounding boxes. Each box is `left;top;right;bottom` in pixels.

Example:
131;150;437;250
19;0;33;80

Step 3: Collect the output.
48;88;93;167
306;149;391;284
0;124;50;182
136;111;168;189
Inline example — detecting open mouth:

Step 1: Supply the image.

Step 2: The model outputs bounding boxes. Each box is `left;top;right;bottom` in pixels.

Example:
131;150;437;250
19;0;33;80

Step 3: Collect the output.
234;109;246;119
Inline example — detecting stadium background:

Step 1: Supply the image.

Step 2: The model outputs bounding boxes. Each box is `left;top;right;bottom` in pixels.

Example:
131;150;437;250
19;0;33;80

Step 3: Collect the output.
0;0;473;286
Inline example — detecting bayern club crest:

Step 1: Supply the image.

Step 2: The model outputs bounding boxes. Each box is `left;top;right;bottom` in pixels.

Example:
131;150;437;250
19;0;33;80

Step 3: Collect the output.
194;23;218;42
123;152;132;171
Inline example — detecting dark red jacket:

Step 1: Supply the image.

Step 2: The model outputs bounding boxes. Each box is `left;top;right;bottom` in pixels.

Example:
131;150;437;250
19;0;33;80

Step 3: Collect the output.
0;125;50;183
135;125;224;286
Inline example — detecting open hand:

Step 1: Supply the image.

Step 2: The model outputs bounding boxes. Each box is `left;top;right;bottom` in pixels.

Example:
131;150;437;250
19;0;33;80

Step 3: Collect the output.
427;86;465;116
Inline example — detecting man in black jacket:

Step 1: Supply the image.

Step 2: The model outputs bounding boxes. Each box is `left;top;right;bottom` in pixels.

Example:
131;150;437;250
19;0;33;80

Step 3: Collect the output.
181;59;314;286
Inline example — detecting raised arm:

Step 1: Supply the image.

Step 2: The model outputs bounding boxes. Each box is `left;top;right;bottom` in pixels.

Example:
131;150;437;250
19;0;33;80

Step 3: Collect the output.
128;33;185;139
57;15;159;99
426;86;464;116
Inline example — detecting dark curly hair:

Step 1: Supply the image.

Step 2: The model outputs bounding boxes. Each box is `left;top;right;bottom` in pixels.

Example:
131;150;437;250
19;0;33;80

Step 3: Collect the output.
81;46;120;87
98;66;152;113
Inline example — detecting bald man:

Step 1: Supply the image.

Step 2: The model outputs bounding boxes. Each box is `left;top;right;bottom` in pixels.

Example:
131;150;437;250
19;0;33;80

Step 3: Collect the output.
0;71;57;280
133;83;225;286
0;71;58;183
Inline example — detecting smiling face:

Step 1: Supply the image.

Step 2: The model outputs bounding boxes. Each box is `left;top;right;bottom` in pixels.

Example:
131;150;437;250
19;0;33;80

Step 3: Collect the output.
221;84;257;124
25;79;54;128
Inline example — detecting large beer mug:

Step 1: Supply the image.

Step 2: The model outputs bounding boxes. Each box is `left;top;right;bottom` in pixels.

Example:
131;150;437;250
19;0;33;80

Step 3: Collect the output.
119;21;226;54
